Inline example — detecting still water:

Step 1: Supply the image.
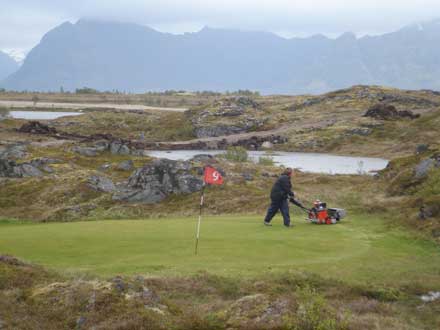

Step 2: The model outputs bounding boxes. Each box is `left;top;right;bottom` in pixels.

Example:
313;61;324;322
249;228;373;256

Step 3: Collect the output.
9;111;82;120
145;150;388;175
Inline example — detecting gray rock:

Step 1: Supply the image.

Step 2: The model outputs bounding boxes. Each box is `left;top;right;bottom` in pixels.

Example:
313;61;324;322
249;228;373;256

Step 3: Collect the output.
13;164;43;177
113;158;203;203
0;144;27;160
414;158;435;179
214;105;245;117
191;154;215;162
0;159;17;177
348;128;372;136
93;140;110;152
416;144;429;154
194;125;246;138
261;141;274;149
87;175;116;193
117;160;134;171
0;158;57;177
110;141;131;155
98;163;112;171
72;146;99;157
242;173;254;181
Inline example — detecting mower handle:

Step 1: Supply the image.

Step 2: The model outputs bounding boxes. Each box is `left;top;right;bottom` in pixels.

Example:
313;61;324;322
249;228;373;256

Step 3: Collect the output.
289;198;311;212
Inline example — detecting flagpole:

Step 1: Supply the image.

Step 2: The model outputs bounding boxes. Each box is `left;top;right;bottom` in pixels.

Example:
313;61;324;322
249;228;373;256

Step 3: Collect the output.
195;183;205;255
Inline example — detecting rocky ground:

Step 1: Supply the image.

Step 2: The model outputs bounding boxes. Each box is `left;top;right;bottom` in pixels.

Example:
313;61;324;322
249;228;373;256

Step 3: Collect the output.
0;85;439;229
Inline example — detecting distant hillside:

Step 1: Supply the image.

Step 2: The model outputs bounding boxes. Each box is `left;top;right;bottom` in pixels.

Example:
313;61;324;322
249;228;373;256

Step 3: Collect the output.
2;19;440;94
0;51;18;82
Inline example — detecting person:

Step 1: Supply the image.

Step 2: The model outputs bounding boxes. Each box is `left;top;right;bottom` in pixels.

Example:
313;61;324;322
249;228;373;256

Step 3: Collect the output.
264;168;295;227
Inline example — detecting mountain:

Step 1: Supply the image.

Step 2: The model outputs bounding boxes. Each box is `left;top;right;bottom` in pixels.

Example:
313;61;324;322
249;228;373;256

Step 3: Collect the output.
2;19;440;94
0;50;19;82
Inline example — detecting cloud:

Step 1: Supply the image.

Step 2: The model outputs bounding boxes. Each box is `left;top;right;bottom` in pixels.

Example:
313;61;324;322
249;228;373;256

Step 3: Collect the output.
1;0;440;50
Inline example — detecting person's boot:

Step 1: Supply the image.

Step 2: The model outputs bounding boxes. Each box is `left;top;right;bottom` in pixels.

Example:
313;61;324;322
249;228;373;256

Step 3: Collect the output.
284;223;294;228
264;221;272;226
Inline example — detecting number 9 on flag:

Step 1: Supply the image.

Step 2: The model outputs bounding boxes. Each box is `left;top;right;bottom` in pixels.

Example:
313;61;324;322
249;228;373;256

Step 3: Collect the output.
203;166;224;185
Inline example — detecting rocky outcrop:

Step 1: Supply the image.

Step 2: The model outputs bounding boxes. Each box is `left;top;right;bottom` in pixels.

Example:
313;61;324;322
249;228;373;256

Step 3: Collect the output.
72;146;100;157
188;96;266;138
87;175;116;193
0;159;42;177
113;159;203;203
18;121;58;134
0;157;60;178
0;143;27;160
364;103;420;120
194;125;247;138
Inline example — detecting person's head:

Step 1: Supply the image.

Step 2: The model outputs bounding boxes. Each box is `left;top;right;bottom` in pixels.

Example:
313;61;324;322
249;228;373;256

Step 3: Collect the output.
283;168;293;177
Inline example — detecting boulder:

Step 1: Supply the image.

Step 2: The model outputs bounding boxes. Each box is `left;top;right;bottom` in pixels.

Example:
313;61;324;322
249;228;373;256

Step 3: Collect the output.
348;128;372;136
416;144;429;154
0;144;27;160
98;163;112;171
87;175;116;193
13;163;43;177
29;158;61;174
72;146;100;157
0;159;43;178
415;158;435;179
364;103;420;120
18;121;58;134
261;141;274;149
110;141;131;155
0;159;17;177
117;160;134;171
113;158;203;203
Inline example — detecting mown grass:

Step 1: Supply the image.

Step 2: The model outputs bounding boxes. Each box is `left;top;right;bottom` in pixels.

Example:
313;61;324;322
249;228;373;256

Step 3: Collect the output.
1;214;439;290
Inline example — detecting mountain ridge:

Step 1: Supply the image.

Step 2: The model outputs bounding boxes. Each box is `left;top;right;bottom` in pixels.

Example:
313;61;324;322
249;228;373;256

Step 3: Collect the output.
2;19;440;94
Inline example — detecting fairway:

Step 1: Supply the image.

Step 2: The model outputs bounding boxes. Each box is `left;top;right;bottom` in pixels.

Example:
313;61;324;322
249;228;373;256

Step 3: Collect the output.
1;215;440;286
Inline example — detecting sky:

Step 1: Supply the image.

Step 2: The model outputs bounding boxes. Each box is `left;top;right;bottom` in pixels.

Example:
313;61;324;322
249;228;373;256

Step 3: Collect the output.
1;0;440;56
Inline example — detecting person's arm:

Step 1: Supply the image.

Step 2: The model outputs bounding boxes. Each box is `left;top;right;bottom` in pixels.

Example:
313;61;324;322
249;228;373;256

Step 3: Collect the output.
280;176;294;197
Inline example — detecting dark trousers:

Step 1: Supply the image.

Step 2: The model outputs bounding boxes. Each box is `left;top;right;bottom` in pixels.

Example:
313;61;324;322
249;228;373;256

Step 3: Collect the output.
264;198;291;226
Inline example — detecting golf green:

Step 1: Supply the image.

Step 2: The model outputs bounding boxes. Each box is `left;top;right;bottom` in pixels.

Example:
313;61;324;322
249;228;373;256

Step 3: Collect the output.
1;215;439;286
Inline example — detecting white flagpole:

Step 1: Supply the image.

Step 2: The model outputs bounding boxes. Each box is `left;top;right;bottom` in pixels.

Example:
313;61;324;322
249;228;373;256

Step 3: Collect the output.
195;183;206;255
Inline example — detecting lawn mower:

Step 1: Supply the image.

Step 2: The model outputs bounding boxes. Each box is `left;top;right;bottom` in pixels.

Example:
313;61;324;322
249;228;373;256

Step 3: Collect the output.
290;198;346;225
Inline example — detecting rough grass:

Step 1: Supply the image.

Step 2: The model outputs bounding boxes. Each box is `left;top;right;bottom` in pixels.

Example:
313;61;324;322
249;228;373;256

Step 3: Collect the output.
4;255;437;330
51;110;195;141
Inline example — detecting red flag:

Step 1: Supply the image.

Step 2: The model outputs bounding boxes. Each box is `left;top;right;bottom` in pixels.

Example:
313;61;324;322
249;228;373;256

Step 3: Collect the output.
203;166;223;185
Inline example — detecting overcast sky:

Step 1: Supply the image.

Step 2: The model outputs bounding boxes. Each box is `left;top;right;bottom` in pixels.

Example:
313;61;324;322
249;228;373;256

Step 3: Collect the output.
1;0;440;52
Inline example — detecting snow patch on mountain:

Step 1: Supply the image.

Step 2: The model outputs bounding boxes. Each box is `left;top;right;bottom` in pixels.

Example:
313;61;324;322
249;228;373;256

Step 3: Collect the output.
2;49;27;65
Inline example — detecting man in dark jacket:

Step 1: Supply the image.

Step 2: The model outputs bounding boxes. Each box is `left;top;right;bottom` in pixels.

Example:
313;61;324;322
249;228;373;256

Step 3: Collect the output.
264;168;295;227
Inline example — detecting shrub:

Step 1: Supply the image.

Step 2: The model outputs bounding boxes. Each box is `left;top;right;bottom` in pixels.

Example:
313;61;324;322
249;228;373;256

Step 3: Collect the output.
258;156;275;166
75;87;99;94
292;286;349;330
223;146;248;162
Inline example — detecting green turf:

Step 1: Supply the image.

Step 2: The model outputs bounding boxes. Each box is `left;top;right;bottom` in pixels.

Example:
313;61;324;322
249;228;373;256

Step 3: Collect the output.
0;214;439;287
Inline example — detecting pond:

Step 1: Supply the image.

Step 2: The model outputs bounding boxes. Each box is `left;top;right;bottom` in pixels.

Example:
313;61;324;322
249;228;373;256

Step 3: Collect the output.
145;150;389;175
8;111;83;120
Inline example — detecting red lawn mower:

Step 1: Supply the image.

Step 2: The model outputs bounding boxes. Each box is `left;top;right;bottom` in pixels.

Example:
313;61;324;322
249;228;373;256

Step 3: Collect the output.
290;198;346;225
